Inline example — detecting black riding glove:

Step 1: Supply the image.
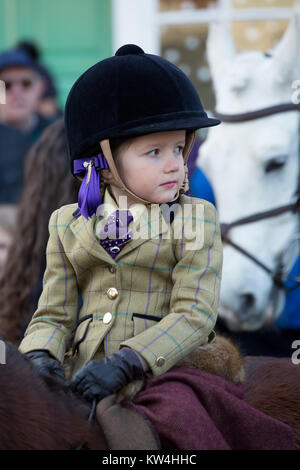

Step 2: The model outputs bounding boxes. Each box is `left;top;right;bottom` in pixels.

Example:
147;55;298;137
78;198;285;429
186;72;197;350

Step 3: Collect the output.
26;350;65;381
70;347;145;402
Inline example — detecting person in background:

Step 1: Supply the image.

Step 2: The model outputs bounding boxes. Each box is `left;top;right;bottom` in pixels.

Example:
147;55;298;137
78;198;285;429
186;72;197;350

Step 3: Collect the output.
0;119;80;345
187;133;216;206
15;40;62;119
0;48;55;203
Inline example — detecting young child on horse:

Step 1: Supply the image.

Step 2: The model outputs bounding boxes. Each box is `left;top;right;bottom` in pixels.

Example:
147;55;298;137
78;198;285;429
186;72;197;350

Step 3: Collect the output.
19;44;223;403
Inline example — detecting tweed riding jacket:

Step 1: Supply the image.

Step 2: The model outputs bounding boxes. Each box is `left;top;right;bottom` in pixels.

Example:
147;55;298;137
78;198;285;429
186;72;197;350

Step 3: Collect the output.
19;194;223;377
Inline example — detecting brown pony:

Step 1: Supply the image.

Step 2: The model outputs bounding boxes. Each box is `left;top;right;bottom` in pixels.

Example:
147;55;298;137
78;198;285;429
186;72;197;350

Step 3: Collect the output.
0;338;299;450
244;356;300;449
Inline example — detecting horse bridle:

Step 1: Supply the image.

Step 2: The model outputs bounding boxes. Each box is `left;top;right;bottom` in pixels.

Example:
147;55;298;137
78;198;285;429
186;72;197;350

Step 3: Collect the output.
212;102;300;292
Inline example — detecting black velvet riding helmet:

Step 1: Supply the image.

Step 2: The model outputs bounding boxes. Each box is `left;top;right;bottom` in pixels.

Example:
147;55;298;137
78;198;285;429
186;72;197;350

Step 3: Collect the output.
64;44;220;217
65;44;220;168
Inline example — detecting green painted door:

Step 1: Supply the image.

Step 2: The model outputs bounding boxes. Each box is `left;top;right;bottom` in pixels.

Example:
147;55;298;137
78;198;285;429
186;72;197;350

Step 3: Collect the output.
0;0;112;107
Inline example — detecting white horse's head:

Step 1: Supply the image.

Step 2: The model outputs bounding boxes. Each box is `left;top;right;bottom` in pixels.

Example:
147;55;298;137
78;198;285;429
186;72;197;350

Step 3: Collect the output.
199;15;300;331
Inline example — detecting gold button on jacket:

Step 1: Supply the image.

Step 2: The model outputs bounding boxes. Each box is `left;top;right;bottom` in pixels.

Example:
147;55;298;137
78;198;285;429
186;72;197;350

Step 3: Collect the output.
103;312;113;324
107;287;118;299
156;356;166;367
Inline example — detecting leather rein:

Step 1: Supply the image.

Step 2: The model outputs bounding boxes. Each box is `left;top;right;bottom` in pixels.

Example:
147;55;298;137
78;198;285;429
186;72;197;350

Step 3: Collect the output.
212;102;300;291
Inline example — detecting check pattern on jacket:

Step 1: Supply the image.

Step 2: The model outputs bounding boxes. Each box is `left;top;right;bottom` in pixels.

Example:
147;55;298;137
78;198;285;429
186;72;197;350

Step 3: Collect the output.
19;195;223;377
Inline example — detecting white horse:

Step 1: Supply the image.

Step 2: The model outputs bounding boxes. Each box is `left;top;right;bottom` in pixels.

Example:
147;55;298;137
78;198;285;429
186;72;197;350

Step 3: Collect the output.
198;15;300;331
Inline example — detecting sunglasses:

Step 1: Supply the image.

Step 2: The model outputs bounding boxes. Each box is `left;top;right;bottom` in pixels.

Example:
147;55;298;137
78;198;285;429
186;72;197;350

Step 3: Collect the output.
4;78;34;91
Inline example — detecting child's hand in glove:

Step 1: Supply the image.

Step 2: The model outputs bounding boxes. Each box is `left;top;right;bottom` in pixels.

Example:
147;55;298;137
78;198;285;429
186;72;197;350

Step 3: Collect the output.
70;347;147;402
26;350;65;381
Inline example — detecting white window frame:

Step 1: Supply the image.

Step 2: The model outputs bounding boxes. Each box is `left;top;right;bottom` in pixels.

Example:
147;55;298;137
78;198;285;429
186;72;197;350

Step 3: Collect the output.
112;0;296;55
112;0;160;54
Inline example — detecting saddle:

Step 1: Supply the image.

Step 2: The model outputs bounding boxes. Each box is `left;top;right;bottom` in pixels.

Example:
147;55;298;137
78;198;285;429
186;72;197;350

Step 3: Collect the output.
96;334;247;450
95;336;297;450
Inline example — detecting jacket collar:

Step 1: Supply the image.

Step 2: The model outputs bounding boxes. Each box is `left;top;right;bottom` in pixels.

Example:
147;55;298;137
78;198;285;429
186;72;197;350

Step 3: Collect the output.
70;198;180;262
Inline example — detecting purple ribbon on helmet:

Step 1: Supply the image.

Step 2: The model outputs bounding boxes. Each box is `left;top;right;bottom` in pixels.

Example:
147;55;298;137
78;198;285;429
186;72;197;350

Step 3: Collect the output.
73;154;109;219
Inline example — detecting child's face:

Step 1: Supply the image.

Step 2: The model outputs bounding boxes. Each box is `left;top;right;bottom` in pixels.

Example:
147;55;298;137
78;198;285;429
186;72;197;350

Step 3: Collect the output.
111;130;186;205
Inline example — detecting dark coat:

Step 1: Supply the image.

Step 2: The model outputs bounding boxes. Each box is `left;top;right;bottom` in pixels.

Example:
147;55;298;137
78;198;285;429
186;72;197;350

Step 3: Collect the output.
0;115;54;203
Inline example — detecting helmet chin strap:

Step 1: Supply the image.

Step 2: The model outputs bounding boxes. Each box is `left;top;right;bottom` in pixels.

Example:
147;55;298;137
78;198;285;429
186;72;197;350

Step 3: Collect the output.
99;131;195;206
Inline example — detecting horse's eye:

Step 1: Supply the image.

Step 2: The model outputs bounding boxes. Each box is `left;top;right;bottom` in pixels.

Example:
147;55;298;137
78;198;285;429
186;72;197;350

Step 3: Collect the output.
264;156;286;173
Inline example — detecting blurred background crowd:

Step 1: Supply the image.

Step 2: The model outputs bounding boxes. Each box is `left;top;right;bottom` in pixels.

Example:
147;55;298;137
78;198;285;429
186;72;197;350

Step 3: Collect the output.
0;0;298;353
